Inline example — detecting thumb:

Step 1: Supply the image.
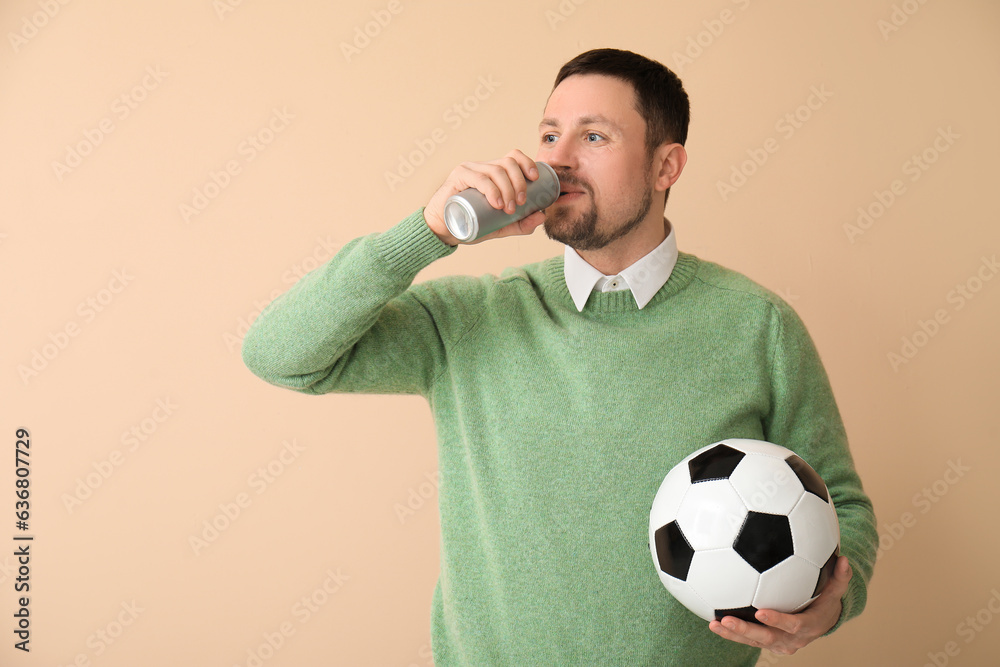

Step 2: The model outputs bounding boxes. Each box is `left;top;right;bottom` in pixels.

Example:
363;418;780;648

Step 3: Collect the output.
522;209;547;230
838;556;852;580
830;556;852;594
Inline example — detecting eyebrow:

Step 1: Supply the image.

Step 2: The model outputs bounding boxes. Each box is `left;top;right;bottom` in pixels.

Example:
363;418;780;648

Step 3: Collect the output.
538;114;621;132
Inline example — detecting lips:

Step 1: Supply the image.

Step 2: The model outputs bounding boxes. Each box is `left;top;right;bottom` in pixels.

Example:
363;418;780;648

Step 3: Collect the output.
558;183;586;200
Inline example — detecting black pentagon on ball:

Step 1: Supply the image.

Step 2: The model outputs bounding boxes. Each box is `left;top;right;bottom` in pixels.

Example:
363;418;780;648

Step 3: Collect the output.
715;606;762;625
785;454;830;502
734;512;794;573
689;444;745;483
654;521;695;581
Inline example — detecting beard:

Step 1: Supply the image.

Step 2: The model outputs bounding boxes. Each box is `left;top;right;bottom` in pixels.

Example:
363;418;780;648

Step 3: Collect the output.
541;174;654;252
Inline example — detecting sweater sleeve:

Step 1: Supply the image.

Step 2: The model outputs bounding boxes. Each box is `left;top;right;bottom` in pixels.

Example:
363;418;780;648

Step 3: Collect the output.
761;298;877;635
241;207;477;397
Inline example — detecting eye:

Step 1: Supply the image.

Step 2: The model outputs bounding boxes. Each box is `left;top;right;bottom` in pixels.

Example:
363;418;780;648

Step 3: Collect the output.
586;132;603;142
541;133;557;143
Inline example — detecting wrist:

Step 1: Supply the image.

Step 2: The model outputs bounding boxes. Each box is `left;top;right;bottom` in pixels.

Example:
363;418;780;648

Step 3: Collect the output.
422;208;459;247
433;229;459;247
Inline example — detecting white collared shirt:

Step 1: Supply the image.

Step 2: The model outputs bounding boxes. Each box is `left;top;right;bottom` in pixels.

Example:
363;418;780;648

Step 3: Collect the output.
562;219;678;312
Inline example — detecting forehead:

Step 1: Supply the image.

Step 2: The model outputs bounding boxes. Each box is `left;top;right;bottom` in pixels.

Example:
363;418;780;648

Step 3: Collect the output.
539;73;642;132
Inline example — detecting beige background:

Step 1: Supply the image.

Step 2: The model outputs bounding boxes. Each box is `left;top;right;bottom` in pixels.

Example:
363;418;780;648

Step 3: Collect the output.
2;0;999;665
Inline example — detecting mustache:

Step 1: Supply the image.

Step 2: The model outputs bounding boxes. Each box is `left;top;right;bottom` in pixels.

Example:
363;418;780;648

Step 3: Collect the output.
555;172;590;193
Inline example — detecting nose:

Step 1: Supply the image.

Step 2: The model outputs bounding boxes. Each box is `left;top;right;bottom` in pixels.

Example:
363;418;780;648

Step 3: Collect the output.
537;135;576;173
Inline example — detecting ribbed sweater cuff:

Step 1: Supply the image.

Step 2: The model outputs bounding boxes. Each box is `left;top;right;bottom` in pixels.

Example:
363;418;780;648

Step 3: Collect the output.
372;207;458;277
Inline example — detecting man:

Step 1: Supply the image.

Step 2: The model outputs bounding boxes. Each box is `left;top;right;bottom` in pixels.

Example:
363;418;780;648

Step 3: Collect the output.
242;48;877;666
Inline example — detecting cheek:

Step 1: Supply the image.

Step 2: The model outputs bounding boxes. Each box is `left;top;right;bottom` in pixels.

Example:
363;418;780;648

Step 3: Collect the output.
594;178;632;205
592;154;639;200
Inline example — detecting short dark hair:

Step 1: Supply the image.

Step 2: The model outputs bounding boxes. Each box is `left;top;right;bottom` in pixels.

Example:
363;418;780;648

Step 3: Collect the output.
552;48;690;156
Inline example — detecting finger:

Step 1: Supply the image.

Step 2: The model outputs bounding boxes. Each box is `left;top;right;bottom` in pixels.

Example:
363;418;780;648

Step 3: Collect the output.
819;556;852;599
472;158;527;213
837;556;853;582
453;152;538;213
713;617;806;656
708;619;757;647
500;151;547;212
505;149;540;182
524;209;546;227
456;162;512;211
711;615;781;648
755;608;805;636
512;210;546;236
495;155;530;211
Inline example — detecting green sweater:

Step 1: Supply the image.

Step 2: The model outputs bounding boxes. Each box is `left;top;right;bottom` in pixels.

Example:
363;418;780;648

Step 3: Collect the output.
241;208;877;666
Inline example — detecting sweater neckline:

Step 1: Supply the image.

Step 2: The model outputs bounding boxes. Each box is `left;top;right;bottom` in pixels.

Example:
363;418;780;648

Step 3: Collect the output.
544;250;700;314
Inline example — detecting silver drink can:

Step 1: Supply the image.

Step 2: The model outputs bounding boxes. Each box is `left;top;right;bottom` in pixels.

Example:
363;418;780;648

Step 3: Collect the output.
443;161;560;243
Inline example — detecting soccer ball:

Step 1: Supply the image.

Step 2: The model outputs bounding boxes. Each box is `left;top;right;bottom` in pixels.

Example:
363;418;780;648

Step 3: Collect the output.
648;438;840;624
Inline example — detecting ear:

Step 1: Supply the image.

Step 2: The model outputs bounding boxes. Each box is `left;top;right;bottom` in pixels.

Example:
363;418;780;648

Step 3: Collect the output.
652;142;687;193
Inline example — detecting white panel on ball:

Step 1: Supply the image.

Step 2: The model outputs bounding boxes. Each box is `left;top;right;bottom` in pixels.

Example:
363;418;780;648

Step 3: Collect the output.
675;480;747;551
721;438;792;458
752;555;820;611
788;492;840;567
648;461;693;524
661;577;715;622
687;550;759;611
729;454;805;515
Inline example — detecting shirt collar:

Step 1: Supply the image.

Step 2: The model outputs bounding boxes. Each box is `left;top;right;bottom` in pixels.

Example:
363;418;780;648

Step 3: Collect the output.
563;218;678;312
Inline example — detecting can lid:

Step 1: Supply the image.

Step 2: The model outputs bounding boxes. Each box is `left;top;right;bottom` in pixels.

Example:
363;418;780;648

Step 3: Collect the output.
444;197;477;241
